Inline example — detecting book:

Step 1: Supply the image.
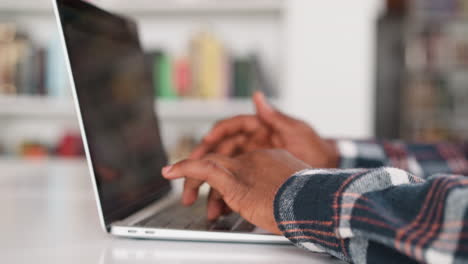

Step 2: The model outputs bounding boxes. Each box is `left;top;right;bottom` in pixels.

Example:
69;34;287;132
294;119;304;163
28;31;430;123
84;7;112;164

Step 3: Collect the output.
146;32;274;100
46;35;69;97
0;24;50;97
173;57;191;97
250;54;276;98
190;31;226;99
146;51;163;97
15;34;41;95
232;57;252;98
0;24;19;94
157;53;177;99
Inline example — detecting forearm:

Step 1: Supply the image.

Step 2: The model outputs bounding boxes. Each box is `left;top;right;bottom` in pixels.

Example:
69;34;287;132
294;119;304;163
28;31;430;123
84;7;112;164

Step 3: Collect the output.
274;168;468;264
334;140;468;178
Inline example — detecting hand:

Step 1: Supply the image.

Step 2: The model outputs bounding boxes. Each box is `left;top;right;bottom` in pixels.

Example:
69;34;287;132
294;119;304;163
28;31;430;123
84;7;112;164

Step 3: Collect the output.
191;92;339;169
162;149;311;234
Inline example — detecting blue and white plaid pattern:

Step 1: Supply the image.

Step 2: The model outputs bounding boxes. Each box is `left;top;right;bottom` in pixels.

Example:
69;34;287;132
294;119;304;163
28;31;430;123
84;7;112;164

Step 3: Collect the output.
338;140;468;177
274;140;468;264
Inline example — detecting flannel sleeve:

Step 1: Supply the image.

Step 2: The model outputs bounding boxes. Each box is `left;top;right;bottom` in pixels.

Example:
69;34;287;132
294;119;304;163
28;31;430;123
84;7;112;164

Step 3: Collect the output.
335;140;468;178
274;168;468;264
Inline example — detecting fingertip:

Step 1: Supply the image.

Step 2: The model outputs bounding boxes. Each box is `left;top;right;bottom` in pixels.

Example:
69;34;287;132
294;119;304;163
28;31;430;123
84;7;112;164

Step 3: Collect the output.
189;149;202;160
253;91;264;108
254;91;273;116
162;165;173;178
182;190;197;206
203;132;216;143
253;91;263;101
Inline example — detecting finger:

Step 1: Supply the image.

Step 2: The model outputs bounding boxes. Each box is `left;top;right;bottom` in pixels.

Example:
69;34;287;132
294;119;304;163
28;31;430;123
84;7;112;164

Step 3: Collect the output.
253;91;293;133
271;134;284;148
248;126;272;149
190;143;211;159
190;116;260;159
204;115;261;145
207;188;225;220
162;157;236;196
214;134;247;156
182;178;204;206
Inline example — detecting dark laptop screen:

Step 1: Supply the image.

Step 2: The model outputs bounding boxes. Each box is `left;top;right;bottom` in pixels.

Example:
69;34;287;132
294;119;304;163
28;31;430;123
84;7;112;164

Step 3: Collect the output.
57;0;170;227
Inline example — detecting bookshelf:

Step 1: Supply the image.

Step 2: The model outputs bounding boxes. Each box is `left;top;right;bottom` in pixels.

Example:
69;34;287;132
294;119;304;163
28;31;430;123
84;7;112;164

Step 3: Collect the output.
0;0;284;160
0;0;384;160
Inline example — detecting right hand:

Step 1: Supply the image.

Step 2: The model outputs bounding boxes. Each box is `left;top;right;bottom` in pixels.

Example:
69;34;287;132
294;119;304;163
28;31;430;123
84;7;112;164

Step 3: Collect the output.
163;149;311;231
191;92;339;169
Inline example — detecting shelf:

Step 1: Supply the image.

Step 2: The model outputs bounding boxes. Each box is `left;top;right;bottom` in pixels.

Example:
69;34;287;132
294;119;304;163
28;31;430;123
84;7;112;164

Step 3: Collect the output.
0;95;76;119
0;158;88;175
0;0;283;15
0;0;53;14
0;95;255;122
102;0;283;15
157;99;254;121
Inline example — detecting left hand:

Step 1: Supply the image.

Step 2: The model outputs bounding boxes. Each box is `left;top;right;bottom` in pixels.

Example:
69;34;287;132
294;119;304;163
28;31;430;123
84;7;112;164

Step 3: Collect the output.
162;149;311;234
190;92;339;169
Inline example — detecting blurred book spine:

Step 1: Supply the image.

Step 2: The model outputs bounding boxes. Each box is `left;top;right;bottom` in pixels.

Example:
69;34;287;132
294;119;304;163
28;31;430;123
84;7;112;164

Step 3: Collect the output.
46;36;69;97
0;23;69;97
146;30;276;100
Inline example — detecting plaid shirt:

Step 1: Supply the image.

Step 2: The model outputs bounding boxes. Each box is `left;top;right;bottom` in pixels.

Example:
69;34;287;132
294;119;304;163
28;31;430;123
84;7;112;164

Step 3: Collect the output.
274;140;468;264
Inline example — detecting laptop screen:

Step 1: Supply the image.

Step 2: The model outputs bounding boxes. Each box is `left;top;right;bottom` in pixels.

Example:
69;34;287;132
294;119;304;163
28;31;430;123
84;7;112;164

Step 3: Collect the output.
57;0;170;227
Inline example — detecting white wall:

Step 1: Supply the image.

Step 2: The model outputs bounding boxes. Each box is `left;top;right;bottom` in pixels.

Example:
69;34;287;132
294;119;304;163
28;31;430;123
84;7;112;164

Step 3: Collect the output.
282;0;383;139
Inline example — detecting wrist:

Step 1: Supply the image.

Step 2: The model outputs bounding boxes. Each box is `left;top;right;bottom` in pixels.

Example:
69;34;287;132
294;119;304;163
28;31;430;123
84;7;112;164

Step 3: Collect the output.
325;140;340;168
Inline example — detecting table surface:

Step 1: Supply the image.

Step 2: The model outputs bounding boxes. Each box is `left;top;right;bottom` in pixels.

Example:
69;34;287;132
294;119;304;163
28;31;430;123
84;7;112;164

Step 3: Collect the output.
0;159;343;264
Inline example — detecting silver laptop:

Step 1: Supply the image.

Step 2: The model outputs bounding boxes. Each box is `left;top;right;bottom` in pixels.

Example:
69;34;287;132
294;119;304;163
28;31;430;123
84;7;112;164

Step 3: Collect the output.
53;0;288;244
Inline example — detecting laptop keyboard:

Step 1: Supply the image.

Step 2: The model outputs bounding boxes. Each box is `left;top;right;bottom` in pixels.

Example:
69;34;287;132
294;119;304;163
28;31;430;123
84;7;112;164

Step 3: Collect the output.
136;198;255;232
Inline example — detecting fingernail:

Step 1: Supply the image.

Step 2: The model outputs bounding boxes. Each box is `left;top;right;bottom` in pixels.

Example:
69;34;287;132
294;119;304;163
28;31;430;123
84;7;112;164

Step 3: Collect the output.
260;93;274;113
162;165;173;175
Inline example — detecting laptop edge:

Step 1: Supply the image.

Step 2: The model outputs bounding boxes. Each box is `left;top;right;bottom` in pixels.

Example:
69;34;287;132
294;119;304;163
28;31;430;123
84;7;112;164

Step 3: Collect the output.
51;0;290;245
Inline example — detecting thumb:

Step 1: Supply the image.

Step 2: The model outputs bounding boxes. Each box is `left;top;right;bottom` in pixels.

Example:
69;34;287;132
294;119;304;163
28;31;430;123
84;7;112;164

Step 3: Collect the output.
253;91;291;133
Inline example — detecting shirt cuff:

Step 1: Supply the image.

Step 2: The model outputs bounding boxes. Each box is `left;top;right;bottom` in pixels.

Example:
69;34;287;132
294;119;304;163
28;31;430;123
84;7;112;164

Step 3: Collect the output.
273;169;345;255
335;140;387;169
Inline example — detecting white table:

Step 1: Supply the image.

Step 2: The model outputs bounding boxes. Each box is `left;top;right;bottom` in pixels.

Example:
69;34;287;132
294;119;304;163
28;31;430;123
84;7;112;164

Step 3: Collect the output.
0;159;343;264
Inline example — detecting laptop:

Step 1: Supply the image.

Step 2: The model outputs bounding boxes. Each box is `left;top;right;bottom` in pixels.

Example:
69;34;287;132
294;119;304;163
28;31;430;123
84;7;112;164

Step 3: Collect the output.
52;0;289;244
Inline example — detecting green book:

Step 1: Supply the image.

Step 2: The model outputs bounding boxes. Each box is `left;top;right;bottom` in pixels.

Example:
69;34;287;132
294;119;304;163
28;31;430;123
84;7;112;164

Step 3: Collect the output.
232;58;252;98
153;52;177;99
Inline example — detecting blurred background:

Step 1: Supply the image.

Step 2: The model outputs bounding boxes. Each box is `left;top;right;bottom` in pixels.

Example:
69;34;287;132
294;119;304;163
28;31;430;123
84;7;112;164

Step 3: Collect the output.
0;0;467;163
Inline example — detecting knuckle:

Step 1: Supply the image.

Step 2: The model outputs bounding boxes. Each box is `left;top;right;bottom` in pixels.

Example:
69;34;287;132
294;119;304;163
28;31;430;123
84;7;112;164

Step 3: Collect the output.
203;159;220;173
171;159;187;171
204;153;221;161
270;148;287;154
296;120;312;130
224;184;248;213
213;118;228;129
250;149;271;157
184;178;200;188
